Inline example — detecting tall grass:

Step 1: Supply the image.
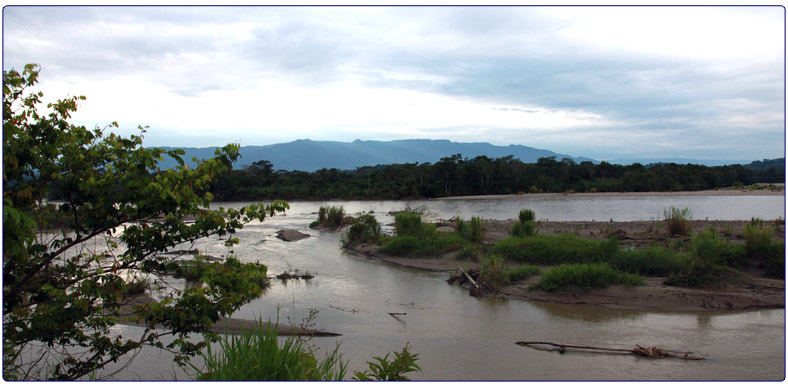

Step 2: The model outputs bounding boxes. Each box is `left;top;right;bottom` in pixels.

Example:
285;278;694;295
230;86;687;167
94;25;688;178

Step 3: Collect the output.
456;216;484;244
532;263;645;293
509;221;536;237
664;206;692;237
492;234;618;265
479;254;509;289
394;212;426;238
743;219;785;278
607;247;686;277
314;205;346;228
666;228;741;287
191;321;347;381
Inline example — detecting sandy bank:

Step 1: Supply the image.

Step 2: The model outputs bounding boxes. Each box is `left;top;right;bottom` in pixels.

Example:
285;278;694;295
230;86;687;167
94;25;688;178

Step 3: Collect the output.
345;219;785;312
438;189;784;200
118;293;340;336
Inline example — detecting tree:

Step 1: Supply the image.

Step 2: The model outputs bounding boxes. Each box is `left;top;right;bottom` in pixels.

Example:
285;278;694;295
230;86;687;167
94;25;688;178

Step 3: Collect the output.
3;64;288;380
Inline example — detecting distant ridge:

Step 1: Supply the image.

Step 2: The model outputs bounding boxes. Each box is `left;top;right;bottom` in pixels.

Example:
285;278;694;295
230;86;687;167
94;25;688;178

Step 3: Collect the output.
154;139;778;172
156;139;596;172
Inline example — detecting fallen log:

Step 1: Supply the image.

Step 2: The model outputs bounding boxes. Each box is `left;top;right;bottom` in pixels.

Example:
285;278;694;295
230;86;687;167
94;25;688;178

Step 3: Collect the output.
459;266;480;289
516;341;704;360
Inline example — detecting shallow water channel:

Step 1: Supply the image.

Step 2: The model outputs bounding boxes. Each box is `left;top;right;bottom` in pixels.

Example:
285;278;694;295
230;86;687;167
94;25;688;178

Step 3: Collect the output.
106;196;784;380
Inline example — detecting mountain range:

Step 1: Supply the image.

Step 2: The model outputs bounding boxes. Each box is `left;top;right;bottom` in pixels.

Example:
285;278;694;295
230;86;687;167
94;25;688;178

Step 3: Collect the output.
155;139;768;172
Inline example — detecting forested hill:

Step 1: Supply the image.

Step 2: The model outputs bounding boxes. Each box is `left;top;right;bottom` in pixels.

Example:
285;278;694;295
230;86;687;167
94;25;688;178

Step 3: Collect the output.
208;155;785;201
156;139;594;171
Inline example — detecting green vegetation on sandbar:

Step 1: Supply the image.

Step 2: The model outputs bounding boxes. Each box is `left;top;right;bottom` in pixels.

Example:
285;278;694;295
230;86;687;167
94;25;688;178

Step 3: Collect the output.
369;207;783;292
532;264;645;293
310;205;347;229
377;213;478;257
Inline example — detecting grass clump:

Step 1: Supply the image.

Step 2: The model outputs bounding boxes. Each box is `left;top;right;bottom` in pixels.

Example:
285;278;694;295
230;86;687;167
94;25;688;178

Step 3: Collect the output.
191;321;347;380
312;205;346;228
664;206;692;237
518;209;535;223
510;209;537;237
479;254;509;289
455;216;484;244
666;228;741;287
509;221;536;237
608;247;686;277
381;213;468;257
493;234;618;265
532;263;645;293
743;219;785;278
341;214;381;247
506;265;541;283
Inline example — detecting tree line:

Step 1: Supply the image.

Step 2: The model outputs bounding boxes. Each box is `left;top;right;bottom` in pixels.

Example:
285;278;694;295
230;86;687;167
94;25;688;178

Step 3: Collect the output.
208;155;785;201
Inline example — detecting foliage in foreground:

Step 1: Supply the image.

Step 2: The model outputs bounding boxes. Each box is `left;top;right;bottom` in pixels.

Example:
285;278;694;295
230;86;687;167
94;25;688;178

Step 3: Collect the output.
353;343;422;381
532;263;645;292
191;321;421;381
191;322;347;381
3;64;289;380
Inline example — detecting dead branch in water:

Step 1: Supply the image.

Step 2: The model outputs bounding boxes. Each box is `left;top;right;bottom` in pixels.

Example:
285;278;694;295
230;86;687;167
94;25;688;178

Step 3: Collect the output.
516;341;704;360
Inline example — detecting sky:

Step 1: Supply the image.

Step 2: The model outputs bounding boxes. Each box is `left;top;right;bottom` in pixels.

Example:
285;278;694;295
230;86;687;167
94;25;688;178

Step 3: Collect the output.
2;5;785;162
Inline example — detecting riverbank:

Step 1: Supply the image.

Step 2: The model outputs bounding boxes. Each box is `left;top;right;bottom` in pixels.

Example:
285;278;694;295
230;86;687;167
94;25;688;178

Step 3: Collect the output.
118;293;341;336
438;188;784;200
346;219;785;312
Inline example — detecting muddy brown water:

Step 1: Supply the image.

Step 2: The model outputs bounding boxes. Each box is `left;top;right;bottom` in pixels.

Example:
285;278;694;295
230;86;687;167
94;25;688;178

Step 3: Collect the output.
89;196;784;380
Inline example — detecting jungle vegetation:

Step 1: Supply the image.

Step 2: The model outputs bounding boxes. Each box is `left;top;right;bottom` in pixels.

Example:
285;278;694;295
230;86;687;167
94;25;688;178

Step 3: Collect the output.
204;155;784;201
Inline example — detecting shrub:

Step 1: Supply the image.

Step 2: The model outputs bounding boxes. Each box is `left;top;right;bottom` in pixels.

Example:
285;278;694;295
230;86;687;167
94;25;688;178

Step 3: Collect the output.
341;214;381;247
479;254;509;289
318;205;346;228
394;213;425;238
518;209;535;224
665;228;742;287
509;221;536;237
191;321;346;381
456;216;484;244
743;218;774;260
532;263;645;292
664;206;692;237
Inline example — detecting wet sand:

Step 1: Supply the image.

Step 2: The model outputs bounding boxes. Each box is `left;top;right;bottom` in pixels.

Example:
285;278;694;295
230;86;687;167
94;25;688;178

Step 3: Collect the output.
347;218;785;312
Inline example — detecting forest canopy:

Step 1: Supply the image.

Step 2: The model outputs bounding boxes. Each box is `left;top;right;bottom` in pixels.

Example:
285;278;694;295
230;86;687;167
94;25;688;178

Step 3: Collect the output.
205;155;784;201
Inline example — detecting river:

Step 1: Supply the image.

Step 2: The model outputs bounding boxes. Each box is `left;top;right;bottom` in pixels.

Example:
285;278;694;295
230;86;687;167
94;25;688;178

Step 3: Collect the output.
100;195;784;380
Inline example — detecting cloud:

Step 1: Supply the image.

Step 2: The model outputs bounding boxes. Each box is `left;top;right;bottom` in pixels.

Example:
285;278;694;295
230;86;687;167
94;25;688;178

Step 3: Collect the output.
2;6;783;161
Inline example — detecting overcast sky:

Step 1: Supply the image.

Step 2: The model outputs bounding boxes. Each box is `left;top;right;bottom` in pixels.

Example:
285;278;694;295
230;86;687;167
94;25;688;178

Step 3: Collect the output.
3;5;784;161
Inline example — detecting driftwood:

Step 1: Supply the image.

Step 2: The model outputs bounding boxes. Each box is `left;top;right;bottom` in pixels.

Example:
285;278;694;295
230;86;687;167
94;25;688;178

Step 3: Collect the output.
516;341;704;360
459;266;480;289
